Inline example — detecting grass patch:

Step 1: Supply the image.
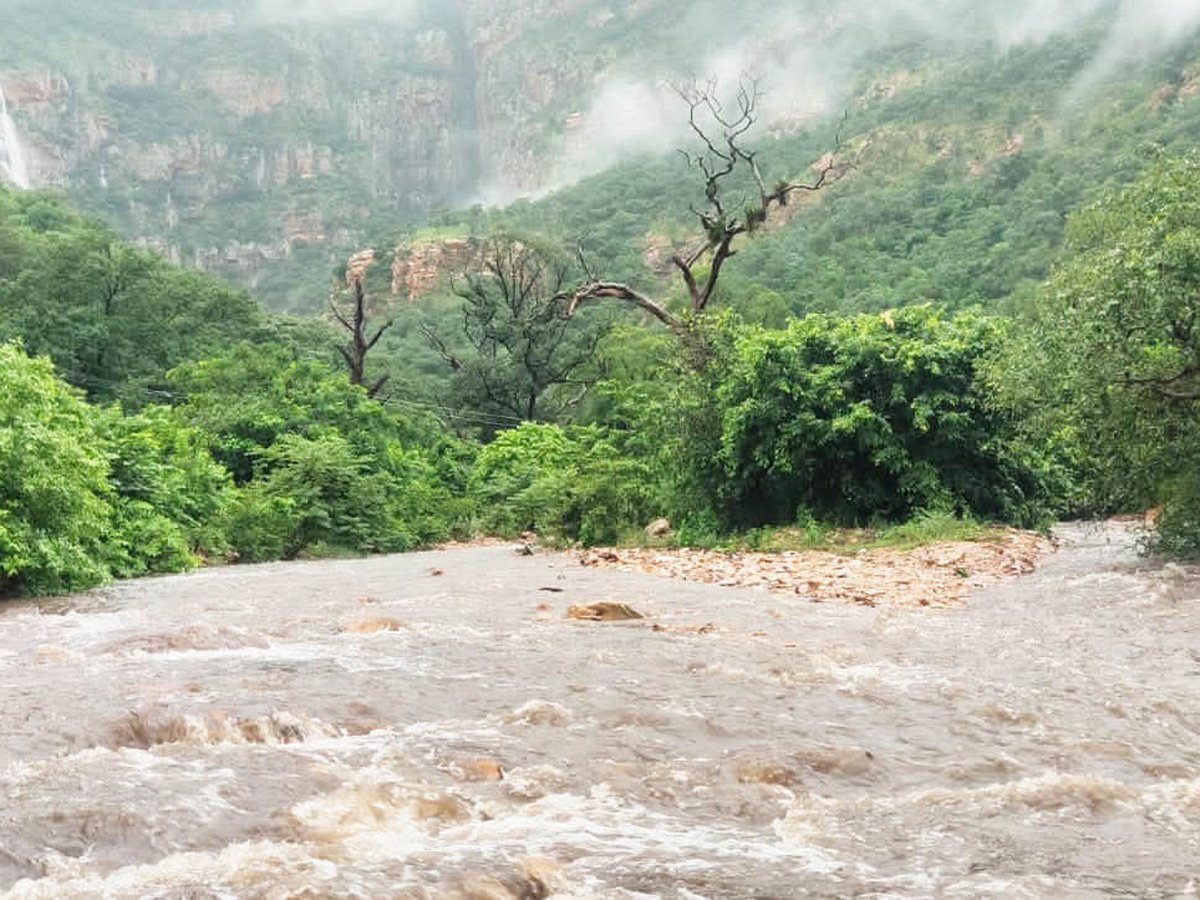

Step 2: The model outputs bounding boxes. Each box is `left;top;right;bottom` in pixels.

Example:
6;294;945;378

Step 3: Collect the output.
608;511;1003;554
871;511;987;551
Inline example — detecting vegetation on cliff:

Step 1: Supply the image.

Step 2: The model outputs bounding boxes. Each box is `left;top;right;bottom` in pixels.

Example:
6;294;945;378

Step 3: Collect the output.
4;143;1198;597
2;3;1200;595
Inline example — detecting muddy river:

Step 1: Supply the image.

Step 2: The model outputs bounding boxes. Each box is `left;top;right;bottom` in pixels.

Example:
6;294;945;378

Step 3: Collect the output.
0;524;1197;898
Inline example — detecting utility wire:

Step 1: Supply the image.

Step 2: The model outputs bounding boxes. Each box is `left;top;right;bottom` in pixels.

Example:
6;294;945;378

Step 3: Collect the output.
60;367;533;432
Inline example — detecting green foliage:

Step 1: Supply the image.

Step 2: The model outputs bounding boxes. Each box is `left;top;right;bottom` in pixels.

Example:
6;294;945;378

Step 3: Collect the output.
423;236;611;436
990;154;1200;552
630;308;1057;531
0;190;266;402
1148;479;1200;559
0;343;241;593
673;510;990;553
470;422;574;536
169;342;400;483
471;422;659;545
250;433;390;556
873;510;986;550
172;342;468;560
0;343;113;595
22;11;1200;584
98;404;233;574
221;488;301;564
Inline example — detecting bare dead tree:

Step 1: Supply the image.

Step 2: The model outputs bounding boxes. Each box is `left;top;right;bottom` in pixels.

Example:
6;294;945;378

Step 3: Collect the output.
330;276;392;398
423;237;608;433
1123;364;1200;401
559;76;854;334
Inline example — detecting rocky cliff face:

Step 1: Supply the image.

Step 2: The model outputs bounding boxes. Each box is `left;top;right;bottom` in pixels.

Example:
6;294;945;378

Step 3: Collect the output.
0;0;699;308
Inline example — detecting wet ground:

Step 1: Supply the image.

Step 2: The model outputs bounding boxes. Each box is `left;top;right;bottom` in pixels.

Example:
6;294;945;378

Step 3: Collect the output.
0;523;1197;898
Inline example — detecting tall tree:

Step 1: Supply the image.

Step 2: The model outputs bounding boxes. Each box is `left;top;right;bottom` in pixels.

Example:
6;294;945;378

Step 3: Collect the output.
560;77;851;334
990;153;1200;552
423;237;607;434
330;276;392;398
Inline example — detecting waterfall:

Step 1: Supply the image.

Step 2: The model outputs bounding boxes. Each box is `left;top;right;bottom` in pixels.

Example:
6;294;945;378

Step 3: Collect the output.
0;88;31;190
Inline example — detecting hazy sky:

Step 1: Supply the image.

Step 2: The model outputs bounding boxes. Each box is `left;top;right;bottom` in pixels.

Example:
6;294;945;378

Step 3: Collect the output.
11;0;1198;198
513;0;1200;198
253;0;420;20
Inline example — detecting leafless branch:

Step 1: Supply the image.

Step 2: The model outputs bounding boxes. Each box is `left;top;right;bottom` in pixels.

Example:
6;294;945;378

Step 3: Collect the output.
557;281;687;333
559;75;852;342
420;322;463;370
330;276;391;392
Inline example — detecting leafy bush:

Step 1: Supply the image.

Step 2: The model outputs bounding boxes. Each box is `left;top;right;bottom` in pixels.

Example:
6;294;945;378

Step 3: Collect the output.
471;423;659;544
1149;479;1200;559
630;308;1058;532
0;344;113;595
250;433;395;555
221;487;302;564
171;343;472;560
169;342;398;483
106;501;196;579
98;404;234;574
471;422;574;535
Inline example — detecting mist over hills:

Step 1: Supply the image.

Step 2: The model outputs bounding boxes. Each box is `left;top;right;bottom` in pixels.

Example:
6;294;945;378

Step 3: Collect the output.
1;0;1199;310
3;0;1200;595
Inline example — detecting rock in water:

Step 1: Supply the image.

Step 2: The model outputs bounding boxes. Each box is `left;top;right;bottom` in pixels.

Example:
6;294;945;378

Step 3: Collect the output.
566;602;645;621
645;518;672;537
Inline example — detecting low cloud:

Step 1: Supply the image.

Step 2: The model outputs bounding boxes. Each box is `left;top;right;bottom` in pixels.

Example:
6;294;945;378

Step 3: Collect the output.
527;0;1200;197
252;0;421;22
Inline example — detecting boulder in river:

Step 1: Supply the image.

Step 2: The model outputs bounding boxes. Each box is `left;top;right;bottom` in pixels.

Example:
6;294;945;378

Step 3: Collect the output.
644;518;672;538
566;601;645;621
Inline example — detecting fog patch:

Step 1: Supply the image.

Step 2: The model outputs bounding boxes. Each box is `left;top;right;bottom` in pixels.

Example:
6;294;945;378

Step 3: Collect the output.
253;0;423;23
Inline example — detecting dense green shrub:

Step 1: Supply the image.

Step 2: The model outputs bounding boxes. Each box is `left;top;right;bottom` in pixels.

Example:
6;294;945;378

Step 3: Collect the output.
638;308;1058;531
169;342;395;483
0;344;113;595
98;404;233;576
249;433;394;556
172;343;470;560
0;344;243;593
1149;478;1200;559
221;487;302;564
471;423;659;544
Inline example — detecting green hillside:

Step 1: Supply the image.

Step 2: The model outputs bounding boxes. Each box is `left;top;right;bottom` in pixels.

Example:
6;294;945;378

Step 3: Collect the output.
2;1;1200;597
428;23;1200;319
4;1;1196;312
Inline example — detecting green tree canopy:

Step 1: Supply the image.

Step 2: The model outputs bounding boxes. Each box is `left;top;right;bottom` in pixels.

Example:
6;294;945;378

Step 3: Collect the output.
644;308;1057;531
990;154;1200;552
0;191;265;403
0;343;113;595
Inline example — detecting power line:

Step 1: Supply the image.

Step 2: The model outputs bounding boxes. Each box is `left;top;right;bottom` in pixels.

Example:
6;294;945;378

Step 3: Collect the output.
380;395;527;431
57;364;532;432
383;394;526;425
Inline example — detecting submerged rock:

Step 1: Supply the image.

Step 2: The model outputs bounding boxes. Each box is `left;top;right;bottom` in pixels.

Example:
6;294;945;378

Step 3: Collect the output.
566;602;645;621
345;617;406;634
645;518;672;538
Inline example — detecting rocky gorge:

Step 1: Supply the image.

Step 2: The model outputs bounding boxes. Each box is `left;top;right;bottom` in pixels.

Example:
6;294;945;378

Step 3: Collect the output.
0;0;708;308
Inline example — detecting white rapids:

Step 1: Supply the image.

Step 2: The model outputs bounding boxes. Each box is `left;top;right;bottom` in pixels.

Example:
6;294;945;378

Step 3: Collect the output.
0;523;1197;898
0;88;30;190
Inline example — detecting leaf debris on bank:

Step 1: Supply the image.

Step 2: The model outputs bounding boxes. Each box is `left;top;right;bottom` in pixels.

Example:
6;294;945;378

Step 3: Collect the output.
578;531;1054;608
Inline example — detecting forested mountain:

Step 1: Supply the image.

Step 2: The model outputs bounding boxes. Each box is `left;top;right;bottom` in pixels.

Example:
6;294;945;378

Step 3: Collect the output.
4;0;1200;311
1;1;1200;595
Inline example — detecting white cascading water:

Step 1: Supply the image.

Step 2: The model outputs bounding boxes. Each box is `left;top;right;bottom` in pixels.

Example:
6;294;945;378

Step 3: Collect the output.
0;87;31;189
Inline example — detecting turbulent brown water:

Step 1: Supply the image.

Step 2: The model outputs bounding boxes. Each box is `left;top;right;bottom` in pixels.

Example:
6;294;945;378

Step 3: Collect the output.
1;523;1198;898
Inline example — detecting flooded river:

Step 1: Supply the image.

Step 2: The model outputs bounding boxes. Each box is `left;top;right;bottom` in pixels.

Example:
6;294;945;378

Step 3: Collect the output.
0;524;1197;898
